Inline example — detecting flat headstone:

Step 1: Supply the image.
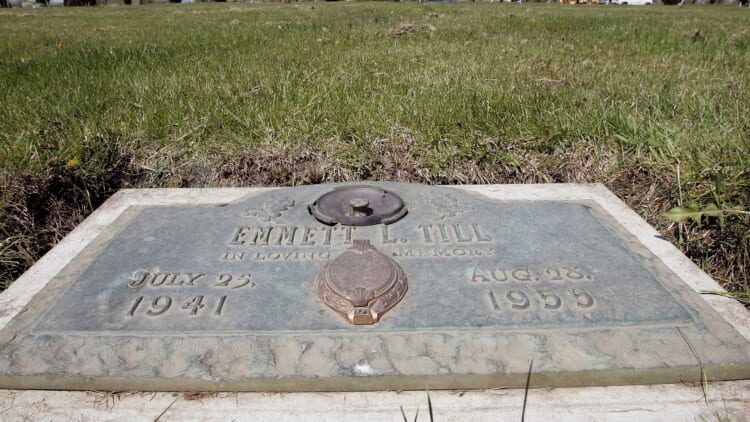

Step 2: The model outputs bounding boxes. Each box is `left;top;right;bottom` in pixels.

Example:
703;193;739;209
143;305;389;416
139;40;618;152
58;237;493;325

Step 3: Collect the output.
0;183;748;391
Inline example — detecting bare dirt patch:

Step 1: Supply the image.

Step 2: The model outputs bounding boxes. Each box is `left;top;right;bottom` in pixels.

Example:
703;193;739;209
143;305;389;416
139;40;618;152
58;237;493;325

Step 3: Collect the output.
0;142;140;290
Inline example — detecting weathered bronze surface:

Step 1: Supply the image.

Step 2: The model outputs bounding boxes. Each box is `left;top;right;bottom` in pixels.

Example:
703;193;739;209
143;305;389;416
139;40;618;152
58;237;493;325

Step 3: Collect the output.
309;186;407;226
313;239;407;325
0;182;749;392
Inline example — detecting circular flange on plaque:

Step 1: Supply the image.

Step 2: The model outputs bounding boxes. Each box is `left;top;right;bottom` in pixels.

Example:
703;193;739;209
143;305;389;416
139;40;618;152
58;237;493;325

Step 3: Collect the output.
309;186;407;226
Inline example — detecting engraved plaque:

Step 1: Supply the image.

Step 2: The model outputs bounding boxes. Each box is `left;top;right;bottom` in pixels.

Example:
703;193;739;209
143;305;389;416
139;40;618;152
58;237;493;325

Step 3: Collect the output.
313;239;407;325
0;182;748;392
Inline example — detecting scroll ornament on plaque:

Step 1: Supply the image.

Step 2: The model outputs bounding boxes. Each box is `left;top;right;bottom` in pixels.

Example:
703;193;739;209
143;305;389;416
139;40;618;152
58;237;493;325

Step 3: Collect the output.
313;239;408;325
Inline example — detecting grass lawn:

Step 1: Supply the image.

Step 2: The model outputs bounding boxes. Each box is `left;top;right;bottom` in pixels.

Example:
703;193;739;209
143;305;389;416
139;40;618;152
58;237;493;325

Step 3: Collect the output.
0;2;748;303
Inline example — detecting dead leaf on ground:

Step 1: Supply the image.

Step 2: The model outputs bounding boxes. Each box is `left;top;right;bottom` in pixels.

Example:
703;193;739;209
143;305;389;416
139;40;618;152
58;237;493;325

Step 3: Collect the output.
390;23;436;37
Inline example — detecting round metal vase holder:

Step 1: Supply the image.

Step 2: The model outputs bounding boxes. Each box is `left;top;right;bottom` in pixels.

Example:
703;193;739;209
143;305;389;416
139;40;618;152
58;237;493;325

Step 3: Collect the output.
310;186;408;325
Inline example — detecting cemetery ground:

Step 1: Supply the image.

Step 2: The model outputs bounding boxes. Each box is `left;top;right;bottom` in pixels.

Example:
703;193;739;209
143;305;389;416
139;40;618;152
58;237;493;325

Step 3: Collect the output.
0;2;748;307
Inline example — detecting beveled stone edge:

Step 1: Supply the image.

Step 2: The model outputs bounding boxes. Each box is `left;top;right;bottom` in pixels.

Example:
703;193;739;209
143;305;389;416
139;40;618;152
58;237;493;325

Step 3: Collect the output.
1;363;749;393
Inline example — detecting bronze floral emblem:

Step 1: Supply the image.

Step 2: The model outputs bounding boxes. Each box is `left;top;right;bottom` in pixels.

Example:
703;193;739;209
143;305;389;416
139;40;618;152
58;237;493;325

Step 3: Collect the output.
313;239;407;325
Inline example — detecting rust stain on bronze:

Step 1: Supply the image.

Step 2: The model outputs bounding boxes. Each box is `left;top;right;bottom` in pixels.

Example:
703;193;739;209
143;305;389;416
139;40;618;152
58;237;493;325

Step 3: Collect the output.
313;239;407;325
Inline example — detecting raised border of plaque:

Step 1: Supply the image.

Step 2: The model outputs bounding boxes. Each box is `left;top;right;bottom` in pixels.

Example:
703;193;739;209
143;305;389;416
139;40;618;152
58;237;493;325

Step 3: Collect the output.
0;183;748;392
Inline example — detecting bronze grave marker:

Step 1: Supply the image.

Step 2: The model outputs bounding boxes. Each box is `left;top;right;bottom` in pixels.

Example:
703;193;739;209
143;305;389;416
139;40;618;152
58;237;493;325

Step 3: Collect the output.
0;183;748;391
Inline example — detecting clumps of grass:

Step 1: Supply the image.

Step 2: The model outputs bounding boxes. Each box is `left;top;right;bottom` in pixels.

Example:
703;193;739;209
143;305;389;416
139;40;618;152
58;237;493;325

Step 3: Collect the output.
687;217;749;306
0;138;138;289
218;145;328;187
665;203;748;227
0;3;748;302
663;166;749;306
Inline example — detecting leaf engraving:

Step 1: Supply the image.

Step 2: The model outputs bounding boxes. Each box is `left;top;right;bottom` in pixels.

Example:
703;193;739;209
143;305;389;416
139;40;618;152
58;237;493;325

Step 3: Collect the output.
242;196;295;221
424;191;474;220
